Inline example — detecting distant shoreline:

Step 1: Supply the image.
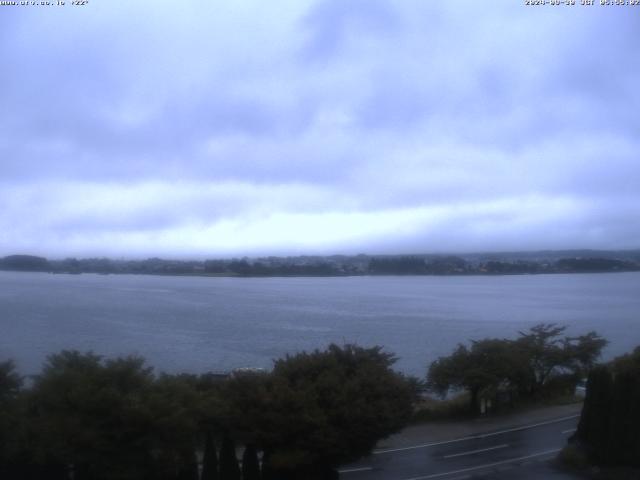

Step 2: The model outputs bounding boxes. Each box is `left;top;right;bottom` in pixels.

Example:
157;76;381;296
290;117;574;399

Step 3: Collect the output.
1;250;639;278
2;268;640;279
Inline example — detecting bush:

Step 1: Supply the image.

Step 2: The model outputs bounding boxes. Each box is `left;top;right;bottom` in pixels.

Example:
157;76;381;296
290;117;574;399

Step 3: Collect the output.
557;445;588;470
0;344;417;479
539;373;580;399
411;394;472;423
575;347;640;468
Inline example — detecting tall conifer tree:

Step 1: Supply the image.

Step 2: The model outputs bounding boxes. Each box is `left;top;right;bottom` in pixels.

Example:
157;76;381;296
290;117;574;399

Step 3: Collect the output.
219;436;240;480
201;433;219;480
241;444;260;480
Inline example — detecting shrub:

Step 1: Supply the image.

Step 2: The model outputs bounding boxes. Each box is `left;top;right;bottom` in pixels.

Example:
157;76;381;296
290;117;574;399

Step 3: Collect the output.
557;445;588;470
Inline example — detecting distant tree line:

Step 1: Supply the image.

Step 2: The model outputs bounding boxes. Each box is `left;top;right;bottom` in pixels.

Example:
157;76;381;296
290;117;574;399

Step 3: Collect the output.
426;324;607;414
2;253;639;277
0;345;415;480
0;255;50;272
220;260;337;277
368;256;470;275
571;346;640;468
369;256;638;276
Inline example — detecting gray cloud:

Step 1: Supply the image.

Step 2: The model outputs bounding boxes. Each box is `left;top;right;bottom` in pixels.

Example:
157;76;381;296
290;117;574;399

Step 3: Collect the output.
0;1;638;257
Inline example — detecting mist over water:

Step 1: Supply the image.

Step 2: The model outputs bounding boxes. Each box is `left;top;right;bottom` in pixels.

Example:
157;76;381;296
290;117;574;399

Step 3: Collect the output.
2;271;639;377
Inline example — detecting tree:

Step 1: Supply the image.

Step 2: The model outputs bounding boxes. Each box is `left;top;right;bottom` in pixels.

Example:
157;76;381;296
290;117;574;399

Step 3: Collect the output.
516;324;568;395
574;347;640;467
0;360;21;400
176;449;199;480
260;450;275;480
219;436;241;480
369;257;427;275
241;444;260;480
575;366;613;464
516;324;606;396
427;339;522;414
217;371;269;447
145;373;205;479
0;254;49;272
427;325;607;412
201;432;219;480
0;360;23;479
609;347;640;466
253;344;414;479
29;351;157;480
563;331;608;378
26;351;216;480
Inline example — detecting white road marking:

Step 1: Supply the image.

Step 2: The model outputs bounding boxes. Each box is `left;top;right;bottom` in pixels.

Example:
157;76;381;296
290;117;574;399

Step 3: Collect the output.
374;414;579;454
561;428;576;434
338;466;373;474
400;448;562;480
443;443;509;459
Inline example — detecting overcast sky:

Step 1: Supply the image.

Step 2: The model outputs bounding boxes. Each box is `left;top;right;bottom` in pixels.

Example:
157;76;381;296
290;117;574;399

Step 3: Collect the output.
1;1;638;258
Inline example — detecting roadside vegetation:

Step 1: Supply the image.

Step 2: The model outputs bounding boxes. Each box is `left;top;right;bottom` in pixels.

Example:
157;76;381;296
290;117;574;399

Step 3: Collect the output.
557;346;640;479
0;324;618;479
0;344;414;480
425;323;606;415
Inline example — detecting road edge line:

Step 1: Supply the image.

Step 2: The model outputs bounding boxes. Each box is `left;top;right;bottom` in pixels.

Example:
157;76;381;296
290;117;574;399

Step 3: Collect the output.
401;448;562;480
374;414;579;454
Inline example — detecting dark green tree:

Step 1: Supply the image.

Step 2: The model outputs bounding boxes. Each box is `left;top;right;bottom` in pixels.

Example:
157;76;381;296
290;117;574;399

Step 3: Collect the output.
428;339;523;413
260;450;275;480
255;344;414;478
176;449;199;480
201;432;219;480
427;326;606;412
0;254;50;272
516;323;569;395
574;346;640;467
145;373;205;479
219;436;241;480
368;256;427;275
0;360;23;479
218;371;269;447
0;360;21;400
563;331;608;378
575;366;613;464
29;351;157;480
25;351;214;480
611;348;640;466
242;444;261;480
516;324;606;396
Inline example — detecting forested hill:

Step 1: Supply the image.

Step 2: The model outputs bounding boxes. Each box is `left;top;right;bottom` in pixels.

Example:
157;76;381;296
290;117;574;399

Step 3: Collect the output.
1;250;639;277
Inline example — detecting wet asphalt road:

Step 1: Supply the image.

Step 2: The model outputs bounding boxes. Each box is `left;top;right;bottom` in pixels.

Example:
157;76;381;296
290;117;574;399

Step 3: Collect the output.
339;415;583;480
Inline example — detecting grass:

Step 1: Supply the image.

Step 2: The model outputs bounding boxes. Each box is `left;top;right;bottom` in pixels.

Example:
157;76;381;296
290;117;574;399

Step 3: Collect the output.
410;391;583;424
557;445;589;470
555;446;640;480
410;393;474;423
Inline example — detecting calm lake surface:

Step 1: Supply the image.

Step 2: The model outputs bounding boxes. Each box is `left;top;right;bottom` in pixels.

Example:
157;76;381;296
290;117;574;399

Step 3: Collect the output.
1;271;639;376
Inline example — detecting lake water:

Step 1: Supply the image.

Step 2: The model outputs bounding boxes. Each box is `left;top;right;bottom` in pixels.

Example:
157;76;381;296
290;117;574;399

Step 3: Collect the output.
1;271;639;377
